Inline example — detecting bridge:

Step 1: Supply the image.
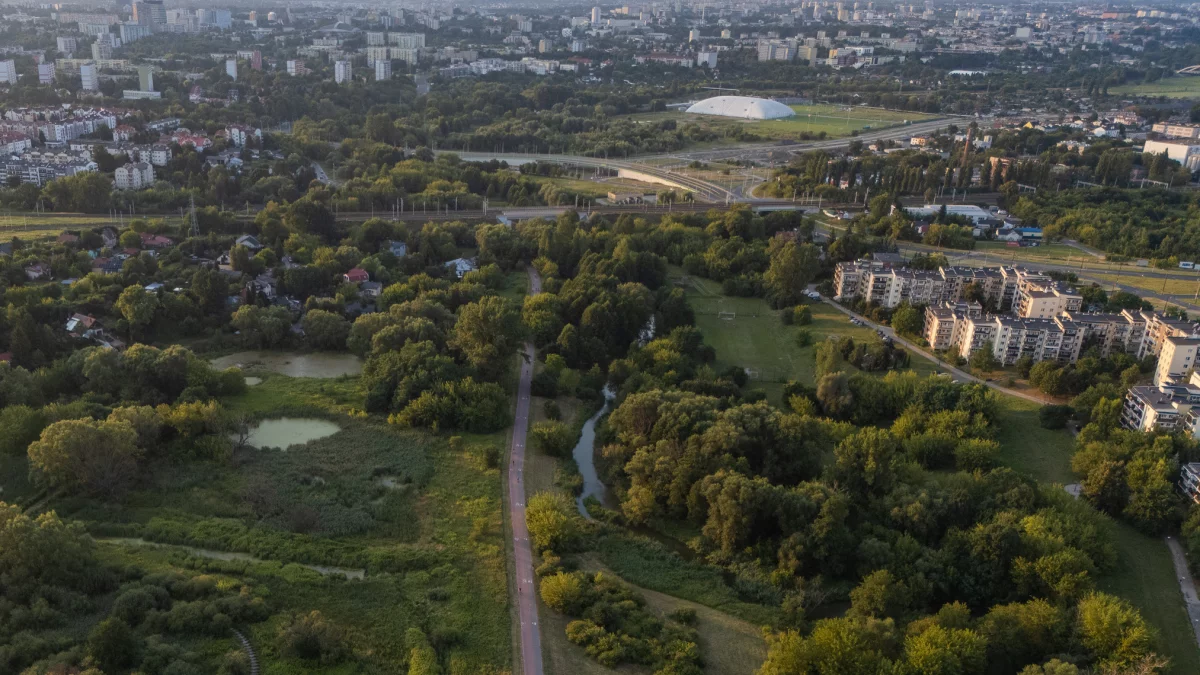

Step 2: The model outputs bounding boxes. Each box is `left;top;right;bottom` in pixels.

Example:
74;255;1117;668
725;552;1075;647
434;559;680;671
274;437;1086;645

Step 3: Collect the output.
442;118;950;204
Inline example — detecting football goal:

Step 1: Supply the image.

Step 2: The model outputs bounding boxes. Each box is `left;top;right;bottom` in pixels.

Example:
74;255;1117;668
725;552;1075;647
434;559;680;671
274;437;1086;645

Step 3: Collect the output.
718;311;736;321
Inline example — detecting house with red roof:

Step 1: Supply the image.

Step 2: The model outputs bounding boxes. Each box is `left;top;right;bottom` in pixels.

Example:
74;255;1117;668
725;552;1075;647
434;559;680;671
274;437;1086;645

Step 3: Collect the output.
139;232;174;248
343;268;369;284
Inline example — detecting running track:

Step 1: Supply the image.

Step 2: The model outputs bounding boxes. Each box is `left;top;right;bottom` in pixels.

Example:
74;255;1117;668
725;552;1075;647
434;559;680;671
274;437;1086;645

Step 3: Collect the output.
509;267;543;675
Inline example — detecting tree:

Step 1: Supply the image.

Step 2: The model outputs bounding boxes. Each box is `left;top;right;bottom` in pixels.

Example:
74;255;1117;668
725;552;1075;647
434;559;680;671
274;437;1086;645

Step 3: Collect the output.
969;347;999;374
892;304;923;336
849;570;909;620
1075;592;1157;668
192;267;230;313
407;628;440;675
829;428;903;497
302;309;350;350
531;421;574;457
764;240;821;308
526;491;577;552
0;405;46;456
540;571;589;614
232;305;293;348
1039;405;1072;430
27;419;142;497
277;611;348;664
1081;460;1129;516
88;618;139;673
451;297;523;379
285;198;337;240
116;284;160;339
119;230;143;248
903;624;988;675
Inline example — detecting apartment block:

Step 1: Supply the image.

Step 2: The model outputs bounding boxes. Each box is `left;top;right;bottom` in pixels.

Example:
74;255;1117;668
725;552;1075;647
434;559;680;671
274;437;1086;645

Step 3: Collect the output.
1014;279;1082;318
1138;311;1195;360
990;316;1085;366
923;300;983;351
1059;310;1147;357
114;162;153;189
1153;335;1200;386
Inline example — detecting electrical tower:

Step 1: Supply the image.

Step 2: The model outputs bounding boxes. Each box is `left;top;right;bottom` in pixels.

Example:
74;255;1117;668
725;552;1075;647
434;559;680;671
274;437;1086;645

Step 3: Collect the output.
188;195;199;238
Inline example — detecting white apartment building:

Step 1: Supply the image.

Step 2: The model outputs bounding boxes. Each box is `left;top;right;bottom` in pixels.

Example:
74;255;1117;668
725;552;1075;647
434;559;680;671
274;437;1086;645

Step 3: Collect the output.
286;60;308;76
334;60;352;83
80;63;99;91
1013;280;1082;318
1153;335;1200;386
57;37;79;54
375;59;392;81
924;300;984;351
114;162;154;189
0;60;17;85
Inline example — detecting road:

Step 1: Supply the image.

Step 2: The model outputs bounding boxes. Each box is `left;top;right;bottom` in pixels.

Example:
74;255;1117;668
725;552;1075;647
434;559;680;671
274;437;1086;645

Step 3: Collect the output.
819;295;1048;405
508;267;543;675
1164;535;1200;648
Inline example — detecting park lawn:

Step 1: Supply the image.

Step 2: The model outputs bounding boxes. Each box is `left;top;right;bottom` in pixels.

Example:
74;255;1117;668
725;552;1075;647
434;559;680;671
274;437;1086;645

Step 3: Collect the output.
1110;77;1200;99
974;241;1091;261
677;270;938;400
990;396;1200;671
993;396;1077;485
1100;523;1200;674
32;372;513;674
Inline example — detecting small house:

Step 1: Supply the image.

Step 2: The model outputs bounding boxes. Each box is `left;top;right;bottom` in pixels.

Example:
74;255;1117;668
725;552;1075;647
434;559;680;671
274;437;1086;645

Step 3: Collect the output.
385;240;408;257
360;281;383;299
344;268;370;284
445;257;477;279
24;263;50;280
235;234;263;250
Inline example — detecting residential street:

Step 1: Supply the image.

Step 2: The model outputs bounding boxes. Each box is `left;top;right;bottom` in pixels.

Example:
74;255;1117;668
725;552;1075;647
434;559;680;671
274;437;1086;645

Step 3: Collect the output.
508;267;544;675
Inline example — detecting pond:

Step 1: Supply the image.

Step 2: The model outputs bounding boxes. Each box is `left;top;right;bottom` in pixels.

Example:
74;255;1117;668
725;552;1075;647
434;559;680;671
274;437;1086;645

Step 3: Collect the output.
573;388;616;518
210;351;363;378
240;418;341;450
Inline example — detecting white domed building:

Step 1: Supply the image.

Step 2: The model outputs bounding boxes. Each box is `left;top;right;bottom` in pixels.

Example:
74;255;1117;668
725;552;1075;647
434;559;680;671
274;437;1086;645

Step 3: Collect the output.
684;96;796;120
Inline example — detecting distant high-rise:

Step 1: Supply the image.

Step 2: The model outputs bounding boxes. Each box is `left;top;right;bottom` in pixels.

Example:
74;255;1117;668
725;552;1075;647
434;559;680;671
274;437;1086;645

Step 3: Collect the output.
688;29;700;42
375;59;391;81
81;62;100;91
335;60;352;83
57;36;78;55
367;31;386;45
91;38;113;61
0;60;17;85
38;63;55;85
248;10;258;22
138;65;154;91
251;51;262;70
286;59;307;76
133;0;166;29
226;59;237;80
120;22;152;43
591;6;601;23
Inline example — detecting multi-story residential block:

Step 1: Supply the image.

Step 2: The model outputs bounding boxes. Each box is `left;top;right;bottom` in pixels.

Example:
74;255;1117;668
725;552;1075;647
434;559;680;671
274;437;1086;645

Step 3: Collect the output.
1014;279;1082;318
1151;122;1200;140
375;59;392;81
1059;310;1147;357
38;64;55;85
1181;462;1200;504
923;300;983;351
832;259;887;301
388;33;425;49
990;316;1084;366
1153;335;1200;386
1122;383;1199;434
1138;311;1195;360
80;62;99;91
334;60;352;83
57;37;79;55
114;162;153;189
286;60;308;76
0;60;17;85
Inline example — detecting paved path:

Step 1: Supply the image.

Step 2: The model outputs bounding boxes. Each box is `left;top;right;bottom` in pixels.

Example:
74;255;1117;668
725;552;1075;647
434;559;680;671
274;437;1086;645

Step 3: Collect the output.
1164;535;1200;648
508;267;544;675
232;629;260;675
820;297;1048;405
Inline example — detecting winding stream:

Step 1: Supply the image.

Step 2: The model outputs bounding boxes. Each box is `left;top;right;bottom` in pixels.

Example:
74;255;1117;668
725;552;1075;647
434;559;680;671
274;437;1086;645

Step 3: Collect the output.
573;389;615;518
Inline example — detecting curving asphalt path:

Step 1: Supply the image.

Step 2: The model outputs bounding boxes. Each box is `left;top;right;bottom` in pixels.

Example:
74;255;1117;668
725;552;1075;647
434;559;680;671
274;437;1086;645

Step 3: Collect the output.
508;267;543;675
1164;535;1200;648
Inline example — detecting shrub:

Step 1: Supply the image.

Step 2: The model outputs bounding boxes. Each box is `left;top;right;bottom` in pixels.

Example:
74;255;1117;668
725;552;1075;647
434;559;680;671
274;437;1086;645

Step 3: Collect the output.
795;329;813;348
1039;404;1073;430
276;611;349;665
793;306;813;326
531;421;575;457
543;400;562;420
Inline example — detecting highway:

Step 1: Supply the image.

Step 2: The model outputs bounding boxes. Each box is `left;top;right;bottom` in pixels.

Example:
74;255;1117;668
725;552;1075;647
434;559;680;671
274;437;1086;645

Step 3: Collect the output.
508;267;543;675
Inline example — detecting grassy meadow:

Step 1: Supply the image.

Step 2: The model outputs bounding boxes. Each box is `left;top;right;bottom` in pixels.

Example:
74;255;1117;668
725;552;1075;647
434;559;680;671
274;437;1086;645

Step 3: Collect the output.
6;370;513;674
1110;77;1200;99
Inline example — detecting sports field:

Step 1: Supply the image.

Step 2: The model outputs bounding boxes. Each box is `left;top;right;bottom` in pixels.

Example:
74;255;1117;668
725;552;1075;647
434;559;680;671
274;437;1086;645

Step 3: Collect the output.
1110;77;1200;99
627;104;936;141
